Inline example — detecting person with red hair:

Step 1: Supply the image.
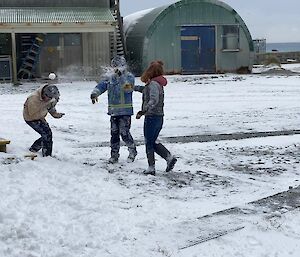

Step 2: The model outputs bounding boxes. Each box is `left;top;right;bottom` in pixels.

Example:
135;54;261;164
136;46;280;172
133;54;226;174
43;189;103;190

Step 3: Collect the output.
134;61;177;175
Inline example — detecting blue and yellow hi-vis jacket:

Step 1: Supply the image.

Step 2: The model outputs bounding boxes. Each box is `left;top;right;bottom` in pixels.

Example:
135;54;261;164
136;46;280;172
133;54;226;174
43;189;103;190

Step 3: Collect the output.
92;69;135;116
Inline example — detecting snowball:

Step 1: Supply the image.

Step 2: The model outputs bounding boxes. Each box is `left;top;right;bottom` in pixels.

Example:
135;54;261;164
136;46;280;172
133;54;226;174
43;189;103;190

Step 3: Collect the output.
48;73;56;80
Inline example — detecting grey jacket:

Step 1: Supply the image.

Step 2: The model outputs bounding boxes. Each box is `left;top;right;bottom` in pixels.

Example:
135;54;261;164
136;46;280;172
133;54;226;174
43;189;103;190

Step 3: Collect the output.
134;77;166;116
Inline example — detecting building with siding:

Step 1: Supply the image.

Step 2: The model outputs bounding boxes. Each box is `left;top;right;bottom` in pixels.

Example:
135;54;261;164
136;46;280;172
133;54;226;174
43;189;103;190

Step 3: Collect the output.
0;0;124;83
124;0;254;75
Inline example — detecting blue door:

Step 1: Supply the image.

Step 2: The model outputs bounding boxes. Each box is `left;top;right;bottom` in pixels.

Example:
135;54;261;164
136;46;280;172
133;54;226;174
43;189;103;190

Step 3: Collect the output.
181;26;215;74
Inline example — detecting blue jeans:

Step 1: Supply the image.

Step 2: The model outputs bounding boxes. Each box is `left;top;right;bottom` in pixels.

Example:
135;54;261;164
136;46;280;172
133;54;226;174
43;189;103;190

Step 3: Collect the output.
144;116;163;154
110;115;136;158
144;116;173;168
26;120;53;156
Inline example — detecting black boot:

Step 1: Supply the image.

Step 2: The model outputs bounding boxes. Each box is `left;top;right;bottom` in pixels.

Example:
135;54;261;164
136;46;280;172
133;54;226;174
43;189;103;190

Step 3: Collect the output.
155;143;177;172
154;143;170;160
127;147;137;163
144;151;155;175
166;156;177;172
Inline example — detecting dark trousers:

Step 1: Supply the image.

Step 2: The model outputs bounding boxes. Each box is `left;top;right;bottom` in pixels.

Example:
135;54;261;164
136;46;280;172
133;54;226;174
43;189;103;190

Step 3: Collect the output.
26;120;53;156
144;115;170;166
110;115;136;158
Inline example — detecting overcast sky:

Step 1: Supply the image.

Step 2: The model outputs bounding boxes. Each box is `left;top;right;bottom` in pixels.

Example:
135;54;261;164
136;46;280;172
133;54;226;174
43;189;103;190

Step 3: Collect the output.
120;0;300;43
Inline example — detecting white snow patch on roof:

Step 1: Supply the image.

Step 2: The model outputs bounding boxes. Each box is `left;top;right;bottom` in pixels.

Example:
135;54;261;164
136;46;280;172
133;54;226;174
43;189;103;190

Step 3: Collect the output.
123;8;154;35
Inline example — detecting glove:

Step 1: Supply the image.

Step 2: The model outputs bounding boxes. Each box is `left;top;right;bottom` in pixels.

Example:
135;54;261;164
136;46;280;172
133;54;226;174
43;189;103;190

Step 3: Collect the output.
57;113;65;118
136;110;145;119
90;93;98;104
123;83;133;91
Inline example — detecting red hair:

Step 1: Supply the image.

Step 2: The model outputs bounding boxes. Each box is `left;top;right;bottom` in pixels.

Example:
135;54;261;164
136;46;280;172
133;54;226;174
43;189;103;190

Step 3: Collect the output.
141;60;164;83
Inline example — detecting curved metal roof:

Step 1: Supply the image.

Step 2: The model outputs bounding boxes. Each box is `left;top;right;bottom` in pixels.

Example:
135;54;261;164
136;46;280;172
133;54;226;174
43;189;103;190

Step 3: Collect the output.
124;6;166;37
125;0;253;50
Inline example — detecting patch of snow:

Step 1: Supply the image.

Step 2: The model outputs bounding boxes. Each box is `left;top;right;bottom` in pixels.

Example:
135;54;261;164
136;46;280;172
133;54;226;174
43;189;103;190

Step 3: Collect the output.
1;70;300;256
123;8;155;35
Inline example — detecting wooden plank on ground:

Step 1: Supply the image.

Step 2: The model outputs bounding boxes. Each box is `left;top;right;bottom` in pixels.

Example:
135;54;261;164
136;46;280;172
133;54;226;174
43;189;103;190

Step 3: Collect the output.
0;138;11;153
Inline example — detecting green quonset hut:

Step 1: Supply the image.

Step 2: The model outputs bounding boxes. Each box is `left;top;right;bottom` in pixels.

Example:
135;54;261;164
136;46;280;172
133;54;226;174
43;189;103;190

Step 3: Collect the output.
124;0;254;75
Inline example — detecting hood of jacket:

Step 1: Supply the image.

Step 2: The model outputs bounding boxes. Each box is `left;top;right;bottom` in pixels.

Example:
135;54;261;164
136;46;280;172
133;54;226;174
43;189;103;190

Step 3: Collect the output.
151;75;167;87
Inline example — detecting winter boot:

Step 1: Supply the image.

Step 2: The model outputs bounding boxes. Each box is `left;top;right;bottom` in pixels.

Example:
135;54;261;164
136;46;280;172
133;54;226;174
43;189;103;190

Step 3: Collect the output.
154;143;177;172
127;148;137;163
154;143;170;160
144;151;156;175
108;156;119;164
29;147;38;153
143;165;156;176
166;155;177;172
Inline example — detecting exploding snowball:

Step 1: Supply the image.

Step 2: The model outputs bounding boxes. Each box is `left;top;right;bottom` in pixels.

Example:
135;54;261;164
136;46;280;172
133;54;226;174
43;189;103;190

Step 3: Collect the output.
48;73;56;80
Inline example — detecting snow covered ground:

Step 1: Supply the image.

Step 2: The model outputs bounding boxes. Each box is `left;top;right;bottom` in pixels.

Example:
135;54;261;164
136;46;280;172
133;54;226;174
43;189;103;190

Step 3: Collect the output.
1;66;300;257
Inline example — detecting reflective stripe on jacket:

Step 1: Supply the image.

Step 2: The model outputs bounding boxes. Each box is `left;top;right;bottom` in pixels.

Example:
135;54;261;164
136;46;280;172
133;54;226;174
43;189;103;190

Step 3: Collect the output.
92;70;135;116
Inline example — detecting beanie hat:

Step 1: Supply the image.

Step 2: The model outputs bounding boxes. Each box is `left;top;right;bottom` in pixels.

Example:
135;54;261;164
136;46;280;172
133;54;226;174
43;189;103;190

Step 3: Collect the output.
111;56;127;68
42;84;60;99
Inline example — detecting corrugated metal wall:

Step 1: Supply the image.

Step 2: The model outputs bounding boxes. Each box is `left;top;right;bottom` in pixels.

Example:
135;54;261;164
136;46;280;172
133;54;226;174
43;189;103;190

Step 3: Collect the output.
126;0;253;75
0;0;114;82
145;2;252;74
125;6;166;75
38;32;110;78
82;32;110;77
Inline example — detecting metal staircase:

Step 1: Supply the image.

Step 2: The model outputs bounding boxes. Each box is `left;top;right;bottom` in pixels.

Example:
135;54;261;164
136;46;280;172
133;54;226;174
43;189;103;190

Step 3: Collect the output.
110;0;126;57
18;34;45;79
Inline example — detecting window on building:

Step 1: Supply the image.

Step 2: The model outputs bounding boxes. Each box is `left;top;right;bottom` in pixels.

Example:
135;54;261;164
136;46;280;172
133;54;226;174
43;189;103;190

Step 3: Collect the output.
0;33;11;55
222;25;239;51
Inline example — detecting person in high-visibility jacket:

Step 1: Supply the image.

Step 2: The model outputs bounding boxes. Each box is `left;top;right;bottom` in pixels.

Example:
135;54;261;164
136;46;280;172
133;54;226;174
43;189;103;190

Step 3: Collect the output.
90;56;137;164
